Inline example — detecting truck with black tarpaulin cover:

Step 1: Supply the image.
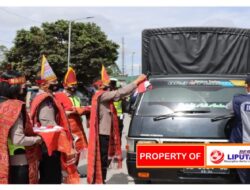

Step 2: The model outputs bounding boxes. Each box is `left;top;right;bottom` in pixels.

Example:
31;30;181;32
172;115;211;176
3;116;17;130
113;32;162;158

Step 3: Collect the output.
126;27;250;183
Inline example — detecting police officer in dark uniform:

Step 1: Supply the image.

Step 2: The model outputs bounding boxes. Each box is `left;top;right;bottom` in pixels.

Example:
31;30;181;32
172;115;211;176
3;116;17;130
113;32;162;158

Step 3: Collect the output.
226;75;250;183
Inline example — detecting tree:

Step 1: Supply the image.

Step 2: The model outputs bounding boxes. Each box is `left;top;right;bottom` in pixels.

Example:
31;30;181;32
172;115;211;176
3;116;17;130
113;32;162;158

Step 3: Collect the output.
6;20;119;86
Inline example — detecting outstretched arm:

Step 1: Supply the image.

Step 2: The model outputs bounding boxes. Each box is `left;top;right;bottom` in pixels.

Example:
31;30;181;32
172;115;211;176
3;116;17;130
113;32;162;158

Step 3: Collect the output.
100;74;147;102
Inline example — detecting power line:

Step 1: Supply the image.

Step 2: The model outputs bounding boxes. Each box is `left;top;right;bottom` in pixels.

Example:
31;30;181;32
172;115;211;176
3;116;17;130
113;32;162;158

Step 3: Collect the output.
0;8;42;24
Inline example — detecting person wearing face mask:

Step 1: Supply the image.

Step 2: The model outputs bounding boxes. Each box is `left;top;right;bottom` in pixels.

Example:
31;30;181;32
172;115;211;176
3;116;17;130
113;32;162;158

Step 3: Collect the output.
226;75;250;184
87;64;147;184
0;70;42;184
54;67;89;178
30;55;79;184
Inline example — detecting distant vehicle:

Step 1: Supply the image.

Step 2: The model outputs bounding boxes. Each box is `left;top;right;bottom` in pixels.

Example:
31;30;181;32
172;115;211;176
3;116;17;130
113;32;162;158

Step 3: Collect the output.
126;27;250;183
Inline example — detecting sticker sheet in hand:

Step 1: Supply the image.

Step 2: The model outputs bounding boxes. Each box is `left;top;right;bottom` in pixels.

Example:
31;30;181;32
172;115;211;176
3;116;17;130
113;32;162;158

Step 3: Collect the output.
33;125;70;156
33;125;63;133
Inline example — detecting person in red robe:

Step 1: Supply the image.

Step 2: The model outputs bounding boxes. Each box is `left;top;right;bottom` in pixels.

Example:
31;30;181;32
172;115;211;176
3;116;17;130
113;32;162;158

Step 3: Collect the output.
54;67;89;177
0;70;42;184
30;56;80;184
87;70;146;184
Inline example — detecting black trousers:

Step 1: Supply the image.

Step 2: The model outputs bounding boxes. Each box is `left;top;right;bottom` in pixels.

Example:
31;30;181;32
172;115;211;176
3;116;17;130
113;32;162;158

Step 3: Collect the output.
39;151;62;184
237;169;250;184
9;165;29;184
99;135;110;182
118;118;124;140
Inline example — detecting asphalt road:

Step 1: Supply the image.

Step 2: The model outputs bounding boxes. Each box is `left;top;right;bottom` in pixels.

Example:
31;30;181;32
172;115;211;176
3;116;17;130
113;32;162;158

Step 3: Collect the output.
78;113;134;184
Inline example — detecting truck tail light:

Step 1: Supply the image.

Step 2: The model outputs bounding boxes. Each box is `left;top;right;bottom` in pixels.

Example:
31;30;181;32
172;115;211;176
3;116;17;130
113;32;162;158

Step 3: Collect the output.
138;172;150;178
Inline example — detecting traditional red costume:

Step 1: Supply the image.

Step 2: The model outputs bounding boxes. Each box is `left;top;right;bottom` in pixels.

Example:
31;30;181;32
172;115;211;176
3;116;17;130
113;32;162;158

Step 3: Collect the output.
87;67;122;184
54;92;88;154
0;99;41;184
54;67;88;158
30;56;80;184
87;89;122;184
30;92;80;184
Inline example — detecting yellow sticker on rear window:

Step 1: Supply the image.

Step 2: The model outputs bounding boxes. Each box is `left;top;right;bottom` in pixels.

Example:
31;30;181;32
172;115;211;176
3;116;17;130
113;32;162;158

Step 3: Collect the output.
230;80;245;87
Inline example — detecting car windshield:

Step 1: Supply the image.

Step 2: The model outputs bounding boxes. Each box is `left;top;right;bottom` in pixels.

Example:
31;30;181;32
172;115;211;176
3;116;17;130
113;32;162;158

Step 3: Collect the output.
137;79;246;116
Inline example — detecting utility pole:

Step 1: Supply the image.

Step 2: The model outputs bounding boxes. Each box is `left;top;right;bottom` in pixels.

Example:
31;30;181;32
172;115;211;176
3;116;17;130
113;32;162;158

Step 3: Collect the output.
122;37;125;75
67;16;94;69
67;21;72;69
131;52;135;76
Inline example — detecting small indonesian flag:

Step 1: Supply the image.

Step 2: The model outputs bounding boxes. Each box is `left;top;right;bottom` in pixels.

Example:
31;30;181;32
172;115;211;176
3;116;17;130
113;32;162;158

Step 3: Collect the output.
136;80;152;94
101;64;110;85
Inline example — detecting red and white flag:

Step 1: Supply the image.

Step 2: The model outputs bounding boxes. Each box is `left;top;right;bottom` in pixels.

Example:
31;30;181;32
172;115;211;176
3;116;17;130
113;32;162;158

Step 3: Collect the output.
135;80;152;94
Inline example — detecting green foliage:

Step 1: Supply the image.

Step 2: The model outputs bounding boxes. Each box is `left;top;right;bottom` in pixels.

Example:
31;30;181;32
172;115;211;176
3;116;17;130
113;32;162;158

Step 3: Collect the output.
6;20;119;86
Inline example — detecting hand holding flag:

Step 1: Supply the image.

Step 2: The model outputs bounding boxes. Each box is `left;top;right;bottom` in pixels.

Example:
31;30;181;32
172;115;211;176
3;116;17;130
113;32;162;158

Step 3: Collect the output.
134;74;152;94
136;80;152;93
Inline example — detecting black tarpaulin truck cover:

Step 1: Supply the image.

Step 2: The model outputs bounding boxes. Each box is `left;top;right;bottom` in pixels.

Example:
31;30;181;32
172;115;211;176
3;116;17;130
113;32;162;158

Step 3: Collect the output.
142;27;250;75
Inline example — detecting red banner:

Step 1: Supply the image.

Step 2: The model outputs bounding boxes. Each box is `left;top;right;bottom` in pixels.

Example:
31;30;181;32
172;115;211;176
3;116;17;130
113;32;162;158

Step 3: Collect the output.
137;144;205;168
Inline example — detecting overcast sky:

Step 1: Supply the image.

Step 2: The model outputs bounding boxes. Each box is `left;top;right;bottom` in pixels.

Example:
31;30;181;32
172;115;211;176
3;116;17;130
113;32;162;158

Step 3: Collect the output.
0;7;250;75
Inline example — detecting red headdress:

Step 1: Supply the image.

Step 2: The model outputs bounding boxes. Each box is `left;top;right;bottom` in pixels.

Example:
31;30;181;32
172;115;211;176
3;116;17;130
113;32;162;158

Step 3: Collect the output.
64;67;77;87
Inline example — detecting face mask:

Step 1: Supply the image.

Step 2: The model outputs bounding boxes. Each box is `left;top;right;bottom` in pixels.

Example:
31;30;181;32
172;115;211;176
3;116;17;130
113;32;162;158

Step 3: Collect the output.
103;86;110;91
68;86;77;93
18;86;27;101
48;83;59;92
